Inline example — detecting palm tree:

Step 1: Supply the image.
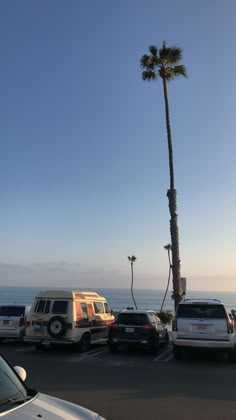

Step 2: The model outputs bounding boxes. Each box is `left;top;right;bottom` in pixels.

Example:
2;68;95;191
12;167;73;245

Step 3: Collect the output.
128;255;138;309
160;244;172;313
140;41;187;310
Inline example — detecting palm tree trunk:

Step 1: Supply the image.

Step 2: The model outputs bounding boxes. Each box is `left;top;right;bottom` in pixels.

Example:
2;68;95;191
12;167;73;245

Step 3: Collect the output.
167;189;182;310
160;248;171;313
162;77;183;311
130;262;138;309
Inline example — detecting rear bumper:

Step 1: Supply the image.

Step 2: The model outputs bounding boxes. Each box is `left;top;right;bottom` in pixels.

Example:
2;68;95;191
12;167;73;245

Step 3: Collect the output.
0;328;25;339
173;337;235;349
24;336;77;345
111;338;149;344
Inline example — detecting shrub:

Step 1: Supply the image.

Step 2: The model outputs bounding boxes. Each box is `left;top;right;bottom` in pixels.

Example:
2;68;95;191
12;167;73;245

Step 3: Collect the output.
157;310;174;325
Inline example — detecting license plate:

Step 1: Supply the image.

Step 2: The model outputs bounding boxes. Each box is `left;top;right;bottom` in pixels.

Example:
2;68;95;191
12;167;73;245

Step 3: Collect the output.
125;327;134;333
196;324;207;330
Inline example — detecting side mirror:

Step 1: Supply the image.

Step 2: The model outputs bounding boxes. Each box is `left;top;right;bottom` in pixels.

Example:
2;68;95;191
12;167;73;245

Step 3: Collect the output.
14;366;27;382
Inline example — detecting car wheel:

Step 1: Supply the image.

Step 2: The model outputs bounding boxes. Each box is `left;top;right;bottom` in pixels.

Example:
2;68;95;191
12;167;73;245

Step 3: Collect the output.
47;316;67;338
109;342;118;353
173;344;181;360
79;333;91;352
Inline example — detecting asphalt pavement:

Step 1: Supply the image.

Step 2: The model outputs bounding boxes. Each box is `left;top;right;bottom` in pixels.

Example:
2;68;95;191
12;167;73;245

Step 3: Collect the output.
1;340;236;420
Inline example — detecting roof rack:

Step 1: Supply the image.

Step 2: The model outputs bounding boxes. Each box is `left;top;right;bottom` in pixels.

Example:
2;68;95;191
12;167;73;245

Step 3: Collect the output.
183;298;221;303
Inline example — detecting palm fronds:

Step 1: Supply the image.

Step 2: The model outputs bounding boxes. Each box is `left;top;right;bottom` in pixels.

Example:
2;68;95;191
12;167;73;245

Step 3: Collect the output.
142;70;157;81
140;41;187;82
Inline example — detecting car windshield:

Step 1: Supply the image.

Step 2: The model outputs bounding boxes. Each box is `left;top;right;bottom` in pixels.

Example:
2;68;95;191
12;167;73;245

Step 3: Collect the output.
0;355;28;413
117;313;149;325
177;304;227;319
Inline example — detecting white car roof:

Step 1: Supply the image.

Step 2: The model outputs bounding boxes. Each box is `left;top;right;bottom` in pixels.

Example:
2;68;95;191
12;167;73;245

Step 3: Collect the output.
180;299;223;305
119;310;156;314
34;290;106;301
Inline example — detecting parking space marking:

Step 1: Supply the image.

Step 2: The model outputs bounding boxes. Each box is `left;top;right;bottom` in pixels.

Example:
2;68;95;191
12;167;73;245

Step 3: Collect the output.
16;346;35;352
109;360;133;366
161;354;173;362
80;347;109;358
153;348;173;362
65;347;108;362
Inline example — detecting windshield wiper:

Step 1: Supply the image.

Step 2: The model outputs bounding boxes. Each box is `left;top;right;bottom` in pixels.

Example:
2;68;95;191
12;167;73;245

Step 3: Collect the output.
0;396;33;406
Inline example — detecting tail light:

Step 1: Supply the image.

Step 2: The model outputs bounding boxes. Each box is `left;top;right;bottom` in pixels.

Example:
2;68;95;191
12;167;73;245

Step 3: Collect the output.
143;324;154;330
110;322;119;329
227;317;234;334
76;316;82;322
172;319;178;331
19;317;25;327
26;321;30;327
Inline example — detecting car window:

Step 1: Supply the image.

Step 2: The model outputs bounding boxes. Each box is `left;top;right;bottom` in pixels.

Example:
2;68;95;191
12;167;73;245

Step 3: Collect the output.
0;356;27;414
177;304;227;319
117;313;149;325
81;303;88;320
34;300;51;313
104;303;110;314
93;302;104;314
52;301;68;314
0;306;25;317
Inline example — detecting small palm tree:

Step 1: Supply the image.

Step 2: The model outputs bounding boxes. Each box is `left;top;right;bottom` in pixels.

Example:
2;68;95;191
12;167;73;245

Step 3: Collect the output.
160;244;172;313
128;255;138;309
140;41;187;310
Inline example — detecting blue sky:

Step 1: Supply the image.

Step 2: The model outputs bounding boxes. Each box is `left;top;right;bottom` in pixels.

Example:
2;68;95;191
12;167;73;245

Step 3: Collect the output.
1;0;236;291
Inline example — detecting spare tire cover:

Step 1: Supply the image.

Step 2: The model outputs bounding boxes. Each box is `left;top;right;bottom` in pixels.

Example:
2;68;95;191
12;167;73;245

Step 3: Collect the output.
47;316;67;338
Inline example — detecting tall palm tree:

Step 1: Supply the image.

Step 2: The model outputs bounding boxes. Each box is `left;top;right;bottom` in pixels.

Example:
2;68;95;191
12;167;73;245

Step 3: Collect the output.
140;41;187;310
128;255;138;309
160;244;172;313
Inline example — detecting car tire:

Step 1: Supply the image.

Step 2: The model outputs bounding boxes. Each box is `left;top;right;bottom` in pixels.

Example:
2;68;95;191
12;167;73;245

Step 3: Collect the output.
79;333;91;352
47;316;67;339
109;342;118;353
173;344;181;360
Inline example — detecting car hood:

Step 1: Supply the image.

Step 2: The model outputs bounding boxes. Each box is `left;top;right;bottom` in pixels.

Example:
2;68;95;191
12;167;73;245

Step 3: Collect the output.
5;392;105;419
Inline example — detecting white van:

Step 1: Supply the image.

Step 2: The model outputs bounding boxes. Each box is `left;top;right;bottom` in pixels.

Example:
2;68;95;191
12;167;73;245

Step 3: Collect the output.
24;290;115;351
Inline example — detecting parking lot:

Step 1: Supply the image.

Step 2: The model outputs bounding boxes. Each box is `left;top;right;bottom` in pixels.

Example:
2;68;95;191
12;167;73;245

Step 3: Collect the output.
0;339;174;368
2;339;236;420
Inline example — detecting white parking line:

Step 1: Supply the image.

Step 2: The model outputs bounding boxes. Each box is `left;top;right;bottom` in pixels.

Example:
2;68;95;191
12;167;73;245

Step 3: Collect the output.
163;354;174;362
80;347;109;358
110;360;133;366
16;346;35;352
66;347;108;363
153;349;173;362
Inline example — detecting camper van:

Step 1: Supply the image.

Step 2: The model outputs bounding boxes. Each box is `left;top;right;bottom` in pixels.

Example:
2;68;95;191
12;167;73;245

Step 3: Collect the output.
24;290;115;351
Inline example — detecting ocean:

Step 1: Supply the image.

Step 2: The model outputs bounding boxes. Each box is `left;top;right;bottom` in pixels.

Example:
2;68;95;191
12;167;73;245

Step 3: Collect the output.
1;286;236;314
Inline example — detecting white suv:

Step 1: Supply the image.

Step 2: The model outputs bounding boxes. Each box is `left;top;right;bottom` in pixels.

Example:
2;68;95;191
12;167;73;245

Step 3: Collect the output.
0;305;30;341
172;299;236;360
